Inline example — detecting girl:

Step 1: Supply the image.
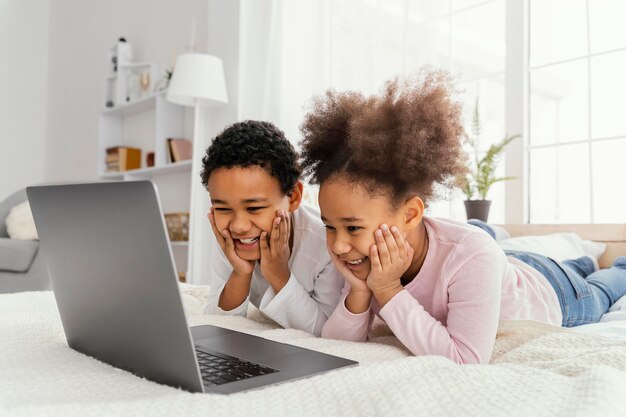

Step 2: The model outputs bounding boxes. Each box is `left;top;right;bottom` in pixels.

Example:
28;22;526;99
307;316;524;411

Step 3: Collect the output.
298;70;626;364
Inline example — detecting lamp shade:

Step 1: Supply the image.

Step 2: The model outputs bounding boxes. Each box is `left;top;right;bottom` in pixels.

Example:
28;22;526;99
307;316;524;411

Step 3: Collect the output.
167;53;228;107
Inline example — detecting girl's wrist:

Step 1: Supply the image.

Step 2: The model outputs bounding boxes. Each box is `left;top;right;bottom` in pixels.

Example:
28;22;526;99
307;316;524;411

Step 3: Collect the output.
372;284;403;307
348;286;372;298
345;288;372;314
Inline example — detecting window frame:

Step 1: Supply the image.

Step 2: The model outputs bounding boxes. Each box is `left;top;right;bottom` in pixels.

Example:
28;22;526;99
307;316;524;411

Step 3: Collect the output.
504;0;528;223
508;0;626;224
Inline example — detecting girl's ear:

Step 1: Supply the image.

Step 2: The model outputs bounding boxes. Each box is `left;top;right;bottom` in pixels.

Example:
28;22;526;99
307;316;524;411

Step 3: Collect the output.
288;180;304;211
402;196;425;231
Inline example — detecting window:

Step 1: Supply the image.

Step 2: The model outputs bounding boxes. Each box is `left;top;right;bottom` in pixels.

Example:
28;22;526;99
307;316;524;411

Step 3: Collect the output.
528;0;626;223
245;1;626;224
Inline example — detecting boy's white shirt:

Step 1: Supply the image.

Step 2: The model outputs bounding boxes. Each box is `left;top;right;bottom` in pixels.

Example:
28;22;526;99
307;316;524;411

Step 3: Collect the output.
204;204;344;336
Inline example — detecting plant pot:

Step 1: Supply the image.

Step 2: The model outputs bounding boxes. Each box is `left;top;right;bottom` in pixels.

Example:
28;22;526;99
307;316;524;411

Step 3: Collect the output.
464;200;491;222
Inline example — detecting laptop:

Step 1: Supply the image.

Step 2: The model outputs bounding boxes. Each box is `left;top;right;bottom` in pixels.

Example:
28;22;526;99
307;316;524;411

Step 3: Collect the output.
27;181;356;394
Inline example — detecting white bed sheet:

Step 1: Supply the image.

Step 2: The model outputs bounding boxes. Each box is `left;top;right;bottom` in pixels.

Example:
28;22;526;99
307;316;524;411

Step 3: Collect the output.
575;295;626;339
2;286;626;417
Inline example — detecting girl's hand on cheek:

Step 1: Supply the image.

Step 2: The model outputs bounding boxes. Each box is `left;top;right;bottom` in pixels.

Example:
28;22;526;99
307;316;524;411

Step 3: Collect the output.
328;250;370;294
367;224;414;305
207;209;255;276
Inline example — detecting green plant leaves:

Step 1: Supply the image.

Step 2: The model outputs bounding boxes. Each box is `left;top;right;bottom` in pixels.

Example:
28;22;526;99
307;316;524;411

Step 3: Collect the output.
458;98;519;200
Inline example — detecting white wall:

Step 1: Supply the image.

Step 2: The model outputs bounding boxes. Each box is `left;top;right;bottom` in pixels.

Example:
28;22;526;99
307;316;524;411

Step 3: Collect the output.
45;0;208;183
190;0;241;284
0;0;49;199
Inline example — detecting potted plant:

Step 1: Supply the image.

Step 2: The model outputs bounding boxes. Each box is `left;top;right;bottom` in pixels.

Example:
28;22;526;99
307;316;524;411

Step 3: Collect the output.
456;99;519;222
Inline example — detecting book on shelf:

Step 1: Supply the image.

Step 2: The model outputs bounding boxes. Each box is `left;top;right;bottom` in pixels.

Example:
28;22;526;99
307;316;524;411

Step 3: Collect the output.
105;146;142;172
167;138;192;163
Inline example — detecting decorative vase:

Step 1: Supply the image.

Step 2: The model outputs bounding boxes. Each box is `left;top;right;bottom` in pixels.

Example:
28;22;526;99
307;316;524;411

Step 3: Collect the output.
464;200;491;222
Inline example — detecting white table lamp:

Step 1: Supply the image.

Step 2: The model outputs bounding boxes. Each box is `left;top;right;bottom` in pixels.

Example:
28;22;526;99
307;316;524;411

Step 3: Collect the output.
167;53;228;107
167;53;228;283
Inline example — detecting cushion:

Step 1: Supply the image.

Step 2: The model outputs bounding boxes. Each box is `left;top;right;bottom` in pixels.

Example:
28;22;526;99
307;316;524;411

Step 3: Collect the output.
491;224;511;241
599;294;626;323
0;237;39;272
0;188;28;237
498;232;606;270
6;201;38;240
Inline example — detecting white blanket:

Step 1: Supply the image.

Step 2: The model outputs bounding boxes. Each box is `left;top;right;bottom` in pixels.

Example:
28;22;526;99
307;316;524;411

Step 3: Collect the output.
2;287;626;417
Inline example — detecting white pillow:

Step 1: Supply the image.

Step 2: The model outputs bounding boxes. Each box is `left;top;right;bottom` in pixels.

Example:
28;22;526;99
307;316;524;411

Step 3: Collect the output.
598;294;626;323
498;232;606;269
491;224;511;241
5;201;39;240
608;294;626;313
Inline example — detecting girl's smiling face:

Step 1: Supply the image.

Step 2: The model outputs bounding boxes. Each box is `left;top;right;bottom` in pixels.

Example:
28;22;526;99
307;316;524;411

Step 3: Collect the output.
318;177;410;280
208;166;301;261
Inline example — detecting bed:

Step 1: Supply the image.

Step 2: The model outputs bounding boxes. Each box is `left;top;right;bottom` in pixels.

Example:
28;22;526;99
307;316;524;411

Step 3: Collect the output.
1;224;626;416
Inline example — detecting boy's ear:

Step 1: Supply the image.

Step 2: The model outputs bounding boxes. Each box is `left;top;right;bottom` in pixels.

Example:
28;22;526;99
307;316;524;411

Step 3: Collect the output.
402;196;424;230
288;180;304;211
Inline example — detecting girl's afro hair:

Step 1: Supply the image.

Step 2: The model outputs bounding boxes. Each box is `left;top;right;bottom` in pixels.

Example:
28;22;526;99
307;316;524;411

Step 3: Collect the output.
299;68;467;207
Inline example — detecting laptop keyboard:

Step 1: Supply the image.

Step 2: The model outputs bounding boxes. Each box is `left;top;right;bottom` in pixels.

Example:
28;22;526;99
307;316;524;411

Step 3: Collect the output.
195;346;278;387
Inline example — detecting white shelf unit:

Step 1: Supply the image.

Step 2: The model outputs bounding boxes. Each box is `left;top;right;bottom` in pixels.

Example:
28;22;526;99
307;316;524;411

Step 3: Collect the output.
105;61;161;107
98;89;192;276
99;90;187;173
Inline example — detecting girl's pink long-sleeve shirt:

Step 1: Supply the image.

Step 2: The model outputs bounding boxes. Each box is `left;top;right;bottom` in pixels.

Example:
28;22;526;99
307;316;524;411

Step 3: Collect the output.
321;217;562;364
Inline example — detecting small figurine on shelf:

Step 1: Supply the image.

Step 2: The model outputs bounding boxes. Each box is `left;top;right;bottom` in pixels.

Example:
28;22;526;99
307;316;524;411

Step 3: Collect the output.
111;37;133;72
105;37;135;107
140;71;151;96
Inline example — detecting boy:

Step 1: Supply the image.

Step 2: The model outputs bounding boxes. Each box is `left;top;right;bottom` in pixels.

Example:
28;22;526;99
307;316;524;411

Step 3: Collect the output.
200;120;343;336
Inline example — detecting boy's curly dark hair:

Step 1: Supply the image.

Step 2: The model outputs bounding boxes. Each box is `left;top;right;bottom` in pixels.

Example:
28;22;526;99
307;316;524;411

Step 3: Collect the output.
299;68;468;208
200;120;302;195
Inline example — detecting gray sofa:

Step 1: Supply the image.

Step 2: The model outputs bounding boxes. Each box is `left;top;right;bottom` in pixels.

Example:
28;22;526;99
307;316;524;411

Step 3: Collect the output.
0;188;50;293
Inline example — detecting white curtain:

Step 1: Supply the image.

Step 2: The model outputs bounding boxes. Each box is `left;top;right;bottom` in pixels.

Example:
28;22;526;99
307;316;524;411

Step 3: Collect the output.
239;0;332;141
238;0;506;221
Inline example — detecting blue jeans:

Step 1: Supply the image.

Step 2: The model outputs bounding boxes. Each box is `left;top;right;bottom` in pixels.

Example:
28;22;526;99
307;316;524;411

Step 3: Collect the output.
468;219;626;327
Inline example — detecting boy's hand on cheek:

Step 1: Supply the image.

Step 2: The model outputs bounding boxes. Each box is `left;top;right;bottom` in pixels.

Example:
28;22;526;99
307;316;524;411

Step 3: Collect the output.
208;209;255;277
259;209;291;292
367;224;414;307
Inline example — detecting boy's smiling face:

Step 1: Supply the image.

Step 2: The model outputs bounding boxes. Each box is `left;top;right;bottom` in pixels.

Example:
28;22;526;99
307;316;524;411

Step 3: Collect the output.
318;177;407;280
208;166;298;261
